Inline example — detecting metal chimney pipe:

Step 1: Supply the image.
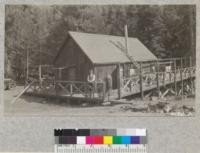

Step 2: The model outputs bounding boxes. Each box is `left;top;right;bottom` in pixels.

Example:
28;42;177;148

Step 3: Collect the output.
124;25;129;54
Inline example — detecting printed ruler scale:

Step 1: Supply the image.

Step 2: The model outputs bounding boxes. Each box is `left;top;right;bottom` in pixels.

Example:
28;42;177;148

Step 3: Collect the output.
54;129;147;153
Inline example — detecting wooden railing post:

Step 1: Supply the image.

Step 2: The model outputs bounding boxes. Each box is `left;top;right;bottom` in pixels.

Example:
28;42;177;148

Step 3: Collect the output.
139;62;144;99
117;63;121;99
84;82;87;97
189;56;192;77
163;71;165;86
102;82;106;101
70;83;73;96
184;57;187;78
58;68;62;80
38;65;42;88
180;58;183;98
156;61;160;98
174;59;177;96
189;56;194;94
169;61;172;82
39;65;42;82
93;82;96;98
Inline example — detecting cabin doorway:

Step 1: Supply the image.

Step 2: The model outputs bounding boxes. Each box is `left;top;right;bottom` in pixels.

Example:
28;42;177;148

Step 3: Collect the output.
68;67;76;81
111;65;124;89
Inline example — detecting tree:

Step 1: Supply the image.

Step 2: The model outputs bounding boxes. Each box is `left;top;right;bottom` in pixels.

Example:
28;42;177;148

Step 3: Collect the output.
5;5;196;81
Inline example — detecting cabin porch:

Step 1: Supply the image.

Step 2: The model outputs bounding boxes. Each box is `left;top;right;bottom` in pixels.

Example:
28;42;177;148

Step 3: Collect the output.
24;56;195;103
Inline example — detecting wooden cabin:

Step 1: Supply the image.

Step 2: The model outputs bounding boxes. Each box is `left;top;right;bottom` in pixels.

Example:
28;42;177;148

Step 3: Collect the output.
53;31;157;90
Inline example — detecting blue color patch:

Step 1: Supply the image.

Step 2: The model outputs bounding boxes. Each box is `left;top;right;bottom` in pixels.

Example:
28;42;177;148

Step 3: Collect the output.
131;136;140;144
121;136;131;144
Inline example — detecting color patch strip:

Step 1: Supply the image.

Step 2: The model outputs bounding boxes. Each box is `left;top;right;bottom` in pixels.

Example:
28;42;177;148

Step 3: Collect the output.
54;129;147;145
54;129;146;136
57;136;147;144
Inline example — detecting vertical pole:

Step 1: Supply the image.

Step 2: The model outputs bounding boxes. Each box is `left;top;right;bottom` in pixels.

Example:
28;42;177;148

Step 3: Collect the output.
70;83;73;96
102;82;106;101
184;57;188;78
93;66;96;98
117;63;121;99
58;68;62;80
174;59;177;96
163;68;165;86
180;58;183;99
84;82;87;97
182;57;184;79
169;61;172;82
39;65;42;82
124;25;129;54
26;48;29;81
156;61;160;98
190;56;192;69
38;65;42;88
189;56;193;94
139;62;144;100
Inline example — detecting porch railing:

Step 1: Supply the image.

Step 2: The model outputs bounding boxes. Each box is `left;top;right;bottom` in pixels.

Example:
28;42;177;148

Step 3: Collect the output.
26;80;106;100
121;66;195;98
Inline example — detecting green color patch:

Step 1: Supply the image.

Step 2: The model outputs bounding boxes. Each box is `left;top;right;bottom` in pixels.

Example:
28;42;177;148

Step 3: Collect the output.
113;136;122;144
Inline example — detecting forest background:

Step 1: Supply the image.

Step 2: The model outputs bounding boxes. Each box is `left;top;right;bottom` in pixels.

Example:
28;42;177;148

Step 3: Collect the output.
5;5;196;81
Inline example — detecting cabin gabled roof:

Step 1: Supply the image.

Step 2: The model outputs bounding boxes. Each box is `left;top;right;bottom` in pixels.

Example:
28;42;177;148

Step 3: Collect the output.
55;31;157;65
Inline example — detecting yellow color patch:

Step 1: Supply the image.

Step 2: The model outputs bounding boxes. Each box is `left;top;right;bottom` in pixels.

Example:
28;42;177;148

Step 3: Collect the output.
103;136;113;144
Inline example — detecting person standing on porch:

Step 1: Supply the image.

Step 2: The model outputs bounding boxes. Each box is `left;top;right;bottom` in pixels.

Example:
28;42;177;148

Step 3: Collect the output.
105;74;112;101
87;69;96;97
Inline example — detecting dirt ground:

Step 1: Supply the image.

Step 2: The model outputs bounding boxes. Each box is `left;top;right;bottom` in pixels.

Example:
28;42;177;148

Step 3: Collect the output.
3;86;195;116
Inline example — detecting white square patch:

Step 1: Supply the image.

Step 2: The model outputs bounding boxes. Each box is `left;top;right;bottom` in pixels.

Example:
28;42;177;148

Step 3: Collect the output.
77;136;86;144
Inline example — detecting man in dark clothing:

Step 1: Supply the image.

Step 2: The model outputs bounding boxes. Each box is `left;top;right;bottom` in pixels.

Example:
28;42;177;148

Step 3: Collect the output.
105;74;112;101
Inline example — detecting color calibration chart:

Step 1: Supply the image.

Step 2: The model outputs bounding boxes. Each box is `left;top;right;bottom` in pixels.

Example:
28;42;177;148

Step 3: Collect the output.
54;129;147;153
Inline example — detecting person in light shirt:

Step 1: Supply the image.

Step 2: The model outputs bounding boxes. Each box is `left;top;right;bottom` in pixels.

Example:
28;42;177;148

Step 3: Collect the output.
87;69;96;97
87;69;96;83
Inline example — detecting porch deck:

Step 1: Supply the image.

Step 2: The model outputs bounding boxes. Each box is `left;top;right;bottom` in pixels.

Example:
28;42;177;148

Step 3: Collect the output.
25;66;195;102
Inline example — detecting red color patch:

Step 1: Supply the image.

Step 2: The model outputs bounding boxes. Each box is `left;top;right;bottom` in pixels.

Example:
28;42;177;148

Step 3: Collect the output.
93;136;103;144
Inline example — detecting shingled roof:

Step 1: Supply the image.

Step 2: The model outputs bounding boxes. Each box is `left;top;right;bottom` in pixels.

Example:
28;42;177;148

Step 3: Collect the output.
57;31;157;64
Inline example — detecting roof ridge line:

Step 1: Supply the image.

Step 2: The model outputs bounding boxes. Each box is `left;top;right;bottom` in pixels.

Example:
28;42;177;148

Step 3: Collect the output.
68;31;137;39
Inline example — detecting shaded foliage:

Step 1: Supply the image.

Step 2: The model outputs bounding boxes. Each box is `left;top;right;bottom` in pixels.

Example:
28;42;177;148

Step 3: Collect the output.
5;5;196;81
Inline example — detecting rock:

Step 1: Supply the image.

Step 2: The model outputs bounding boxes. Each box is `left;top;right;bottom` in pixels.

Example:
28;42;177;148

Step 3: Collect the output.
187;112;193;116
82;103;89;107
175;96;182;100
182;105;194;112
120;105;132;111
148;103;157;112
181;105;194;115
150;96;158;101
42;100;47;104
163;105;172;113
168;105;177;113
156;109;164;113
131;105;148;112
157;101;168;109
102;102;111;106
170;112;185;116
120;104;148;112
